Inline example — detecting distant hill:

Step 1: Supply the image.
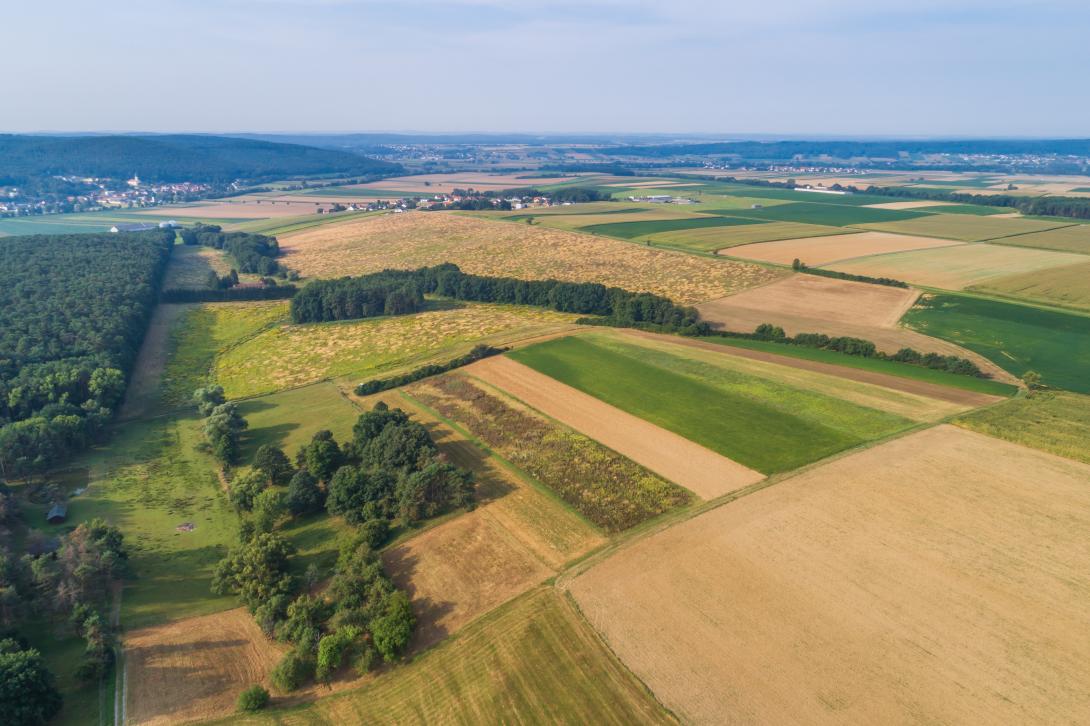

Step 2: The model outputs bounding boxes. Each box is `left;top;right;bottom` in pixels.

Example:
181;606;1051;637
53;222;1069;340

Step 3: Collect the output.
0;134;402;184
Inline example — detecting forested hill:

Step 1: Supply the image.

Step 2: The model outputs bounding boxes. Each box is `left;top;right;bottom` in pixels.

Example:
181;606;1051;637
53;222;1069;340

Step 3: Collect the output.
0;134;402;184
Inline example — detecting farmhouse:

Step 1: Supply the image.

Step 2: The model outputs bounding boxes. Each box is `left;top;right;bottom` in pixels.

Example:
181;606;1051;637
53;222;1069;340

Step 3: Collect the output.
46;503;67;524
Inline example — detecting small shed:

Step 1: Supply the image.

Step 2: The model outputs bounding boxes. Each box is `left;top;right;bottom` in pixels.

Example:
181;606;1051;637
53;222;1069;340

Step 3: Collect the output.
46;503;67;525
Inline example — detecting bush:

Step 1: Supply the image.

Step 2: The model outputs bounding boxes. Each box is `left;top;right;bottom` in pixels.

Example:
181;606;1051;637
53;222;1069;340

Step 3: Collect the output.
270;649;315;693
358;518;389;550
371;591;415;662
237;685;270;712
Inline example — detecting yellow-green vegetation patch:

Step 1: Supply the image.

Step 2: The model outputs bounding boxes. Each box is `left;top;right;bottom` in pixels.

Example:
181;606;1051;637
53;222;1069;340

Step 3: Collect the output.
992;224;1090;254
955;392;1090;465
163;301;288;405
655;221;848;252
971;260;1090;311
162;246;234;289
220;587;673;725
408;373;690;531
857;213;1065;242
215;302;579;399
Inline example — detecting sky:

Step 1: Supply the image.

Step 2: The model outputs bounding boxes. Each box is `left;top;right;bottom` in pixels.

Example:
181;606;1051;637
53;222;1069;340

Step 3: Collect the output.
3;0;1089;137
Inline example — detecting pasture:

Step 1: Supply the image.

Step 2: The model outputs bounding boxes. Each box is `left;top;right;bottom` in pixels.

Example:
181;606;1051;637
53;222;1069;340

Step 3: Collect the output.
858;213;1065;241
956;391;1090;465
508;333;918;474
903;293;1090;393
222;588;673;725
215;302;580;398
726;230;962;266
280;211;783;304
993;223;1090;254
974;260;1090;311
825;242;1087;290
570;425;1090;725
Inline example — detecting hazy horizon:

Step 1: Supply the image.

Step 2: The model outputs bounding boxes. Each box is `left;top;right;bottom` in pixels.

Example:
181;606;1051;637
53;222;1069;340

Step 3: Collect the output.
3;0;1089;136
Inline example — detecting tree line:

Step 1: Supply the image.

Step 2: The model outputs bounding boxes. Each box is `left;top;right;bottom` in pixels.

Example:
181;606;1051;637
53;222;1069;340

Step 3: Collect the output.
178;224;285;276
0;230;174;477
791;259;908;288
354;344;506;396
292;263;707;335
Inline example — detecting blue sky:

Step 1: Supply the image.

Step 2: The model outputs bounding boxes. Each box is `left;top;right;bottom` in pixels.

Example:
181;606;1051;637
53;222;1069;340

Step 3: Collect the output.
3;0;1088;136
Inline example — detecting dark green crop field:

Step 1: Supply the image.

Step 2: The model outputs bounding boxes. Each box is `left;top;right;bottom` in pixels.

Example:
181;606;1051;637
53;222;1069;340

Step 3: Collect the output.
578;215;763;239
903;294;1090;393
724;201;931;226
508;335;914;474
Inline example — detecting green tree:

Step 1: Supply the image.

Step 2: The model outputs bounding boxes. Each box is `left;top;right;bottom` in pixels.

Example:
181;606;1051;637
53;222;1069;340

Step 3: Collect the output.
211;533;296;610
315;626;362;683
270;649;314;693
236;685;269;712
371;591;414;662
252;489;287;533
192;385;226;416
253;445;293;485
286;469;324;515
299;430;343;481
228;470;267;512
0;639;63;726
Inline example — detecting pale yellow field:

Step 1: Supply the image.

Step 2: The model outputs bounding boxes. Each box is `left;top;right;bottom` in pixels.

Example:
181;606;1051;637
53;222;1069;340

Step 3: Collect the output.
973;259;1090;310
864;200;957;210
281;211;783;304
570;425;1090;725
992;223;1090;254
858;213;1065;241
344;172;580;194
138;201;329;219
727;231;963;266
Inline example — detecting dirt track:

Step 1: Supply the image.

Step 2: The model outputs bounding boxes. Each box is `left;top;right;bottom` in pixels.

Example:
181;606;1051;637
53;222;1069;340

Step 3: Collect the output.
467;356;764;499
622;329;1004;408
570;425;1090;725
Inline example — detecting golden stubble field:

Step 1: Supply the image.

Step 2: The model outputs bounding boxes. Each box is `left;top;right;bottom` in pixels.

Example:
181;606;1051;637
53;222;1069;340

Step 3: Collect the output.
569;425;1090;725
280;211;783;304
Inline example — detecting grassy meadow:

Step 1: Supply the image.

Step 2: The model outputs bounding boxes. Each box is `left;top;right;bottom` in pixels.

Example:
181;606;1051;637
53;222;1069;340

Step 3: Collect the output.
509;334;916;473
903;294;1090;393
956;391;1090;465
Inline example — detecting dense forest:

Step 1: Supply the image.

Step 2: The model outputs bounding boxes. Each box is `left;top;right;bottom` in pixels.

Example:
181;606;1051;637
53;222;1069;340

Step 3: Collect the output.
291;264;706;334
0;134;402;185
0;230;173;476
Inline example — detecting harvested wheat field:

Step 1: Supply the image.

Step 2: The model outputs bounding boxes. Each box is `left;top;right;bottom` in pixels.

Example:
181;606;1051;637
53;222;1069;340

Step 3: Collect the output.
280;212;783;304
382;511;552;650
725;231;963;266
468;355;764;499
570;425;1090;725
826;243;1088;290
697;275;1014;382
125;608;287;725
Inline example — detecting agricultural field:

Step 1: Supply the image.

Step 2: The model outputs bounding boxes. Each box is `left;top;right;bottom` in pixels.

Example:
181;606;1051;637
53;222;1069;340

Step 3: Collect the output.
222;588;673;726
407;371;693;529
569;425;1090;725
903;293;1090;393
956;391;1090;465
215;302;580;398
992;223;1090;253
578;214;764;239
279;211;784;304
857;212;1065;241
664;221;846;251
508;333;922;474
973;260;1090;311
724;201;929;226
825;242;1087;290
726;230;963;266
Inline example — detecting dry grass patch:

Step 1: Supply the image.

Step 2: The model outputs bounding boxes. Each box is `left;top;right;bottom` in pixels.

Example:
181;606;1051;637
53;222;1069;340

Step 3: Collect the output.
125;607;287;726
281;212;782;304
826;243;1088;290
972;259;1090;311
858;213;1064;241
727;231;963;266
162;246;234;289
992;224;1090;254
571;425;1090;725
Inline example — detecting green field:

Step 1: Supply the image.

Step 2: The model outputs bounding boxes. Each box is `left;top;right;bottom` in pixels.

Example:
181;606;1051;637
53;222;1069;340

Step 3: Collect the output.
913;203;1011;216
697;335;1018;396
220;587;672;726
0;209;233;237
955;391;1090;465
991;224;1090;254
645;221;847;252
579;214;762;239
724;201;929;226
714;186;908;206
903;294;1090;393
509;334;916;473
858;213;1065;241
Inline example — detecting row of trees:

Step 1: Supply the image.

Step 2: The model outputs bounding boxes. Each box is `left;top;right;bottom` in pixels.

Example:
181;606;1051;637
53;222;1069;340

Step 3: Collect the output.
212;401;474;695
290;274;425;323
746;324;985;377
179;224;284;276
0;230;174;477
354;344;506;396
293;263;708;335
194;387;248;464
791;258;908;288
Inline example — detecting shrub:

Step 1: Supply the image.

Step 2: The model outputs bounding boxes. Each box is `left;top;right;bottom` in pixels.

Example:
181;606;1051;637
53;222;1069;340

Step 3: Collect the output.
237;685;270;712
270;649;314;693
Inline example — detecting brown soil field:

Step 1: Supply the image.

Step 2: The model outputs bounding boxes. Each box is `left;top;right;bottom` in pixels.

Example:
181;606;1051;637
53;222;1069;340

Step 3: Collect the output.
467;356;765;499
696;275;1016;382
725;231;964;266
125;607;287;725
620;329;1000;412
382;511;552;650
863;200;957;210
280;212;783;304
570;425;1090;725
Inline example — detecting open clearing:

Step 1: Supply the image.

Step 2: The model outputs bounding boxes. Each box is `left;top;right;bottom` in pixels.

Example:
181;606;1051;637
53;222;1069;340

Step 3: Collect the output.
223;588;673;726
570;425;1090;725
956;391;1090;465
120;304;189;420
973;260;1090;311
826;242;1087;290
858;213;1065;241
725;231;963;266
992;223;1090;254
467;355;763;499
280;211;783;304
125;608;286;726
215;302;580;398
162;246;235;289
509;334;919;474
